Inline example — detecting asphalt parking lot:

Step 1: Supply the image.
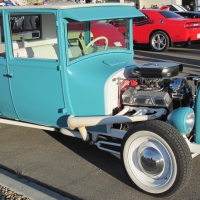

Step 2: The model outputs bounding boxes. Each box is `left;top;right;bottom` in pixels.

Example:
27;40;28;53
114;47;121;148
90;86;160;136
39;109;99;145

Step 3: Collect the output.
1;44;200;200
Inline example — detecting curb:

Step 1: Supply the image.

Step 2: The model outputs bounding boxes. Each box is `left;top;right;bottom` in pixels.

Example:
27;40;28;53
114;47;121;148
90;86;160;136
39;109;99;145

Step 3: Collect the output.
0;168;70;200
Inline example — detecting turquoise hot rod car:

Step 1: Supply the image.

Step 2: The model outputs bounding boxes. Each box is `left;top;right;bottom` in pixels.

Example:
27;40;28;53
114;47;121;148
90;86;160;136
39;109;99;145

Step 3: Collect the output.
0;3;199;197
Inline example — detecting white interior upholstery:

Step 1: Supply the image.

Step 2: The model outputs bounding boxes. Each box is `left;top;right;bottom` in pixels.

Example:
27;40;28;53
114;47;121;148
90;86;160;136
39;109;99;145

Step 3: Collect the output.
13;44;82;60
13;44;59;59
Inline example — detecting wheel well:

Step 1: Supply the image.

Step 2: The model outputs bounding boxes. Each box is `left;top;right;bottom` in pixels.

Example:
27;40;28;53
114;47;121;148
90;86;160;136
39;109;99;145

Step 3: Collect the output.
149;30;172;46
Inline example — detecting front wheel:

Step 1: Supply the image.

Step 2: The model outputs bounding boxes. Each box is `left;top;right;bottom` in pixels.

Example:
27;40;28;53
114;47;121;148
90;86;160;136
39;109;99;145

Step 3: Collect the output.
150;31;169;52
121;120;192;197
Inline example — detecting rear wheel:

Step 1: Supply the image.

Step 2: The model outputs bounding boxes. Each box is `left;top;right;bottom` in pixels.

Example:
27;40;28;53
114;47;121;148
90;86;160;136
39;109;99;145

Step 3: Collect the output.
150;31;169;52
121;120;192;197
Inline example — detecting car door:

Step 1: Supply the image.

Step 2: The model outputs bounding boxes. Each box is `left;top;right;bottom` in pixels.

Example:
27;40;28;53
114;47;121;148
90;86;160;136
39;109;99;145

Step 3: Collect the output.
0;12;18;118
5;12;65;127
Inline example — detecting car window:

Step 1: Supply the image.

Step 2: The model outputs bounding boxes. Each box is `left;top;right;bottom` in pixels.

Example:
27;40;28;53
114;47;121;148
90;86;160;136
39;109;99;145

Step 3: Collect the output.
169;5;177;11
67;18;130;61
10;13;58;60
10;14;40;41
159;11;183;18
0;14;5;57
133;16;148;22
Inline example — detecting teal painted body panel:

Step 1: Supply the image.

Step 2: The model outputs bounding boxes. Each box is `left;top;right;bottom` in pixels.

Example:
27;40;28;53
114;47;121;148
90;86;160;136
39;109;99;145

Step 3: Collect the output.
67;52;135;116
61;6;144;21
195;88;200;143
66;51;135;132
0;58;18;119
167;107;194;135
8;59;65;126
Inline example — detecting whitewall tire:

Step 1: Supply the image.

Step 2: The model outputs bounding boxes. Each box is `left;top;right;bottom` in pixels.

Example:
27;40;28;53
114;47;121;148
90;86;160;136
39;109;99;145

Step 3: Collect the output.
121;120;192;197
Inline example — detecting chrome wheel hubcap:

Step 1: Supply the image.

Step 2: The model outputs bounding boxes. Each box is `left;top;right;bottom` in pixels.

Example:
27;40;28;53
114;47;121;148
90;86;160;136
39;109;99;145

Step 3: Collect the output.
126;132;176;192
140;147;164;176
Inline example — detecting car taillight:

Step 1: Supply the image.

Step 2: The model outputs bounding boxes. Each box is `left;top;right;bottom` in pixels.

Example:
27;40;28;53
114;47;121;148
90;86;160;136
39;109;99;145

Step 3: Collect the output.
185;22;200;28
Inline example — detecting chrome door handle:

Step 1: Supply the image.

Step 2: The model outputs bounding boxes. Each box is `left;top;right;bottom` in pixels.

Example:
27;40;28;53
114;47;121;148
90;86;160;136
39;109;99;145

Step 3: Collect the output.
4;73;13;78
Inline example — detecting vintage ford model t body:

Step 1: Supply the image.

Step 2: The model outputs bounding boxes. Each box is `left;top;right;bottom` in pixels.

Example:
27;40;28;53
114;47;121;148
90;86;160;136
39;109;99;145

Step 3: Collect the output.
0;3;200;197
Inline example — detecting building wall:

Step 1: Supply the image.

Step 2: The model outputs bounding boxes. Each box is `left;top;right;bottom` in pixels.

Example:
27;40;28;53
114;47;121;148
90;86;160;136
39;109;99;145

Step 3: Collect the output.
139;0;182;9
197;0;200;10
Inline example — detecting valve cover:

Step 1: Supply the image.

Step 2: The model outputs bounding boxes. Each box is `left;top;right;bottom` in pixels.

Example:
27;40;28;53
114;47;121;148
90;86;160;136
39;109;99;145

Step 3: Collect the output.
122;89;172;108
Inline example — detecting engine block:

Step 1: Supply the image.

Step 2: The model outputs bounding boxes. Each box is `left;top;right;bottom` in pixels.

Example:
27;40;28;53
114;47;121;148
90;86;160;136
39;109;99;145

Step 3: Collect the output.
122;89;172;108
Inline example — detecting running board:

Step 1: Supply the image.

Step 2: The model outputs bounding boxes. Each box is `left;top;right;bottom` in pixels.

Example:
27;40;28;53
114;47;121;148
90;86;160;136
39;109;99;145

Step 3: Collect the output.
0;118;55;131
95;141;121;155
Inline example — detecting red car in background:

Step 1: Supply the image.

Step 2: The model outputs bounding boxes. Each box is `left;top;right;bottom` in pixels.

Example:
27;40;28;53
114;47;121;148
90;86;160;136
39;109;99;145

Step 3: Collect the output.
112;9;200;52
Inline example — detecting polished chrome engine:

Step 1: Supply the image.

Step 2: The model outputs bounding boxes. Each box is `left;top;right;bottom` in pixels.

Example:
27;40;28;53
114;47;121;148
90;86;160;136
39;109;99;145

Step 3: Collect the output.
169;78;192;100
120;77;192;110
122;89;172;108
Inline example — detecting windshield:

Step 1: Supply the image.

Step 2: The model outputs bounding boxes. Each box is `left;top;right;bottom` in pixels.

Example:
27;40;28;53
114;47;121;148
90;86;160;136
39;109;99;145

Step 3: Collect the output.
159;11;183;19
67;18;130;61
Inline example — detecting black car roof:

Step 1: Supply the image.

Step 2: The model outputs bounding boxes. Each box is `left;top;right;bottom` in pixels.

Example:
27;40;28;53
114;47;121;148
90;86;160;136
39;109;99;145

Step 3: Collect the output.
176;11;200;14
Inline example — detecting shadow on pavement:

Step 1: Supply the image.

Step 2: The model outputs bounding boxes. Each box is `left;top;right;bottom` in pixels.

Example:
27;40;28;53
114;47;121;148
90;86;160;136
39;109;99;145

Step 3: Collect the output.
45;131;134;187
